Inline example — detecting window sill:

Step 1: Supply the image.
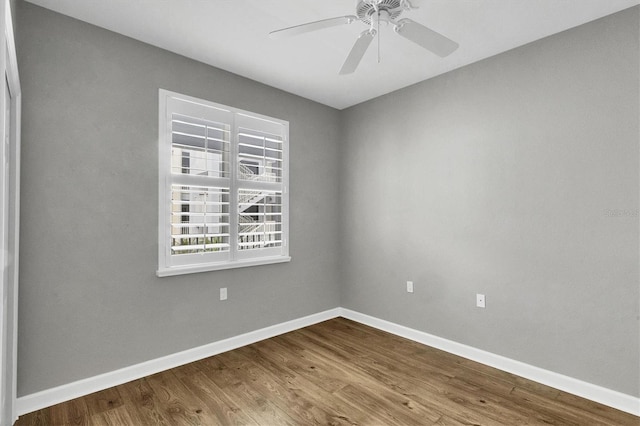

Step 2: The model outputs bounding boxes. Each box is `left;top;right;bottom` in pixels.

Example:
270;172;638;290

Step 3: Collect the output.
157;256;291;277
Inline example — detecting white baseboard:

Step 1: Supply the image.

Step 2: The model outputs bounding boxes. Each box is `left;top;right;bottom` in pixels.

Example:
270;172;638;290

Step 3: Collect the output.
340;308;640;417
16;307;639;418
16;308;342;416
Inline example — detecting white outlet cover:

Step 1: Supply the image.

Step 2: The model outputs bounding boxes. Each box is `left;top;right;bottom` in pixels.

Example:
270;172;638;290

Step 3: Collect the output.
476;294;486;308
220;287;228;301
407;281;414;293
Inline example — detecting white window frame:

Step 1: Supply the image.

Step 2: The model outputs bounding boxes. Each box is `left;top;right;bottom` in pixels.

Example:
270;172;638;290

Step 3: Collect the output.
157;89;290;277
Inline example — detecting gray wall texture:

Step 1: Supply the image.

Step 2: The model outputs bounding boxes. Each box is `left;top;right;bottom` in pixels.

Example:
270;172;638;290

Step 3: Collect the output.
341;7;639;397
16;2;342;396
16;2;640;399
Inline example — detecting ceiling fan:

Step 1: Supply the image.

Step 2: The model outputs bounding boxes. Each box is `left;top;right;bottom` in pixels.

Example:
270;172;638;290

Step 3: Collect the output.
269;0;459;75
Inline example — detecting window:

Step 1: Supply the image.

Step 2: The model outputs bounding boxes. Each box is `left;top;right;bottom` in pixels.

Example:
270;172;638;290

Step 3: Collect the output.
157;90;290;276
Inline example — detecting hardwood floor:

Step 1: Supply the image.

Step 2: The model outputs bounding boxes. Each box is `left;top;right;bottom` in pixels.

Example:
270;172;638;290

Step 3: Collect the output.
16;318;639;425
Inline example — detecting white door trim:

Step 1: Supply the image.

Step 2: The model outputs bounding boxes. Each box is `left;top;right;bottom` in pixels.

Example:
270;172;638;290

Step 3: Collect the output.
1;0;20;424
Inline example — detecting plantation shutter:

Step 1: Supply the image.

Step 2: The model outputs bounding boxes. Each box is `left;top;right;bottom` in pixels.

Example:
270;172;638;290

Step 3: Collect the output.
164;97;233;267
235;114;287;260
159;91;289;275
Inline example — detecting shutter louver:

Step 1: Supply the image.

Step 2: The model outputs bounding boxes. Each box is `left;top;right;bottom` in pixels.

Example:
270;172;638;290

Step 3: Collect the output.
171;113;230;178
170;186;230;255
238;190;283;250
238;128;283;183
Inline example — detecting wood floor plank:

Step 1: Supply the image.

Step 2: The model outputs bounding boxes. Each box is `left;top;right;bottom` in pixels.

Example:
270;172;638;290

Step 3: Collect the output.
46;397;90;426
303;327;533;425
554;390;640;425
16;409;50;426
432;414;468;425
87;406;136;426
241;337;439;426
199;352;300;426
305;320;585;425
249;337;350;395
509;386;638;426
220;348;354;425
235;344;374;425
178;371;260;425
115;377;174;426
83;388;123;417
145;370;215;425
15;318;640;426
297;324;512;425
319;322;599;425
274;332;446;424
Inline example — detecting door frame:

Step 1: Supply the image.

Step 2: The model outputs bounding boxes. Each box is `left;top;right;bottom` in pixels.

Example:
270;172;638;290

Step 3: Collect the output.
0;0;20;424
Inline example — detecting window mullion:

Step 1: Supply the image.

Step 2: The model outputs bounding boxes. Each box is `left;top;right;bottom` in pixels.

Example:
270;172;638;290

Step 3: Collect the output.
229;113;239;261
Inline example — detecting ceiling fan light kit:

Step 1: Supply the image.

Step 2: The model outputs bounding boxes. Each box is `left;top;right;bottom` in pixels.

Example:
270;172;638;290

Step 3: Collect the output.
270;0;459;75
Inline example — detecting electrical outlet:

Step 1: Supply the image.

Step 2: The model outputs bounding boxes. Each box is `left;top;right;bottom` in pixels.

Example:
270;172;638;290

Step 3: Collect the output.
476;294;485;308
407;281;414;293
220;287;228;301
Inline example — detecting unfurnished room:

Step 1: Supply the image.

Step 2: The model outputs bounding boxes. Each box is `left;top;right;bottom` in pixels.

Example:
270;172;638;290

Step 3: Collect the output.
0;0;638;425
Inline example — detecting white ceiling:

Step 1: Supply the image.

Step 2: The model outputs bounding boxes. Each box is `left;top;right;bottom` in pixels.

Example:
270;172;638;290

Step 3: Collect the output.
25;0;639;109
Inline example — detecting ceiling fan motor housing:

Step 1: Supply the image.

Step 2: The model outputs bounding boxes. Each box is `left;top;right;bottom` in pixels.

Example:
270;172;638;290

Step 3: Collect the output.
356;0;404;25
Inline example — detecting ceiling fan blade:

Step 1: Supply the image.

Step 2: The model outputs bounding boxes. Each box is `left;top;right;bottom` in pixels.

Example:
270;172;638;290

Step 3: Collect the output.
394;18;459;57
339;30;376;75
270;15;358;39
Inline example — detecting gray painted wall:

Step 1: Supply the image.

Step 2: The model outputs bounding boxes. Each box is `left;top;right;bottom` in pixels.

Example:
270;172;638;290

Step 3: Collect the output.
341;7;639;397
16;2;342;396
